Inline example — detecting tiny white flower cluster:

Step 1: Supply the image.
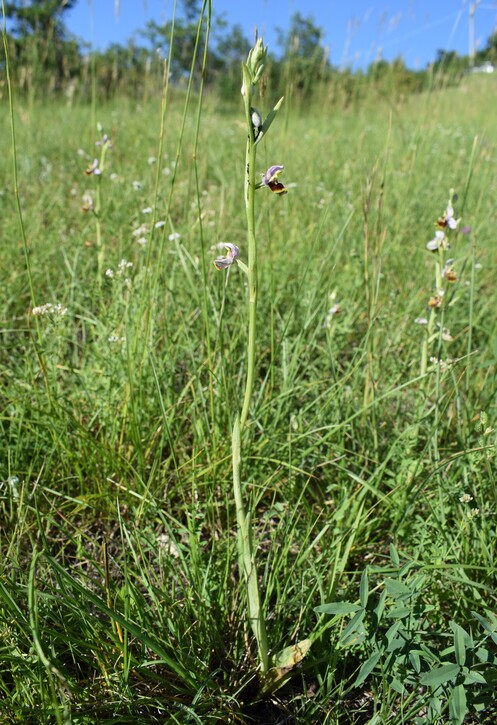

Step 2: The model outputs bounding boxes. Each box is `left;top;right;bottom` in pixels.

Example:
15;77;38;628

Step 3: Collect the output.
132;220;170;246
32;303;68;317
326;304;341;325
8;475;20;501
429;356;452;372
108;335;126;345
325;292;341;326
133;223;149;246
458;492;480;518
105;259;133;283
118;259;132;275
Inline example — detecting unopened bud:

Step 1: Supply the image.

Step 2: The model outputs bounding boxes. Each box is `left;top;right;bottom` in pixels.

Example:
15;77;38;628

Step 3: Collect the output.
246;37;267;86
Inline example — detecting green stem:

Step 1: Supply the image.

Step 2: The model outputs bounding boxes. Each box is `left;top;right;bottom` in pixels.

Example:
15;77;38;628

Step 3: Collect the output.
95;175;103;276
232;416;269;672
94;141;109;276
240;116;258;430
231;72;270;675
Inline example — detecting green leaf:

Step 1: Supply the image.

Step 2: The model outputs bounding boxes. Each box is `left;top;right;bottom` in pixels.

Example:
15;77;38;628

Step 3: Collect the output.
314;602;362;616
409;650;421;673
359;569;369;608
449;684;467;725
420;663;460;688
372;588;387;624
389;676;406;694
384;578;412;599
389;543;400;568
450;620;474;650
354;650;381;687
340;609;366;646
475;646;496;664
385;620;404;647
463;670;487;685
452;624;466;667
428;696;443;718
255;96;284;145
341;630;366;647
472;611;497;645
409;574;427;592
385;606;411;619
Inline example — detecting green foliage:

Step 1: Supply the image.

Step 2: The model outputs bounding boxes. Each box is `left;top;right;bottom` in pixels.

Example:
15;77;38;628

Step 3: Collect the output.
316;548;497;722
4;0;77;37
276;12;329;101
3;1;497;106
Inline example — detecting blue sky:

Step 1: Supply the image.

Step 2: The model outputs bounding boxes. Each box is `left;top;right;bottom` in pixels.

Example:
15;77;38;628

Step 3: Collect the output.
65;1;497;70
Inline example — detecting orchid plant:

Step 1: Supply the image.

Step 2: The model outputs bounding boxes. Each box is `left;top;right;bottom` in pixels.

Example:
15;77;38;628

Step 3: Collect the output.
83;125;113;275
415;190;464;461
212;38;310;687
418;191;461;381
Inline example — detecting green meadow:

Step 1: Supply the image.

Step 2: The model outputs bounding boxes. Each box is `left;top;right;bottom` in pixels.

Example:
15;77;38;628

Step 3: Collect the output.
1;46;497;724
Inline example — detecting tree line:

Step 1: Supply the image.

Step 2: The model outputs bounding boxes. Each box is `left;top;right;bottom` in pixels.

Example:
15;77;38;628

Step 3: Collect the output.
2;0;497;105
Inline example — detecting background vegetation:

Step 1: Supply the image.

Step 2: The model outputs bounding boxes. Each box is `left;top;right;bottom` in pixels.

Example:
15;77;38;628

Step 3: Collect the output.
1;1;497;723
3;0;497;105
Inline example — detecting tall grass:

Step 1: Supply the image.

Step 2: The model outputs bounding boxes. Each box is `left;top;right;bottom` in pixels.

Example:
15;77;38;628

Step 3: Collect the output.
1;3;497;720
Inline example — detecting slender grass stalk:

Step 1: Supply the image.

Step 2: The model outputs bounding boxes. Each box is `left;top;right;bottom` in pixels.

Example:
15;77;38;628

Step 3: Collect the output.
1;1;52;406
460;135;479;403
28;552;68;725
130;0;178;401
89;0;97;142
465;236;477;401
192;0;217;437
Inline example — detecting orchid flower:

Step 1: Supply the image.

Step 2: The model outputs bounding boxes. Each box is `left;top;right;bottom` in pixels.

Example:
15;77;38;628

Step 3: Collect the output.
426;230;448;252
262;165;287;195
85;158;101;176
213;243;240;270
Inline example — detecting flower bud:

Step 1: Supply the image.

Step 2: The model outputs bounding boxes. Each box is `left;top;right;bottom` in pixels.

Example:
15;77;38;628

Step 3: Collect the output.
246;37;268;86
